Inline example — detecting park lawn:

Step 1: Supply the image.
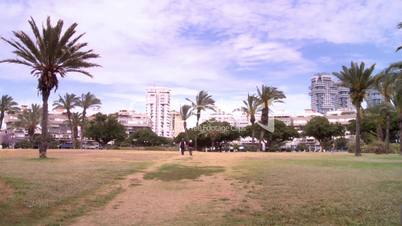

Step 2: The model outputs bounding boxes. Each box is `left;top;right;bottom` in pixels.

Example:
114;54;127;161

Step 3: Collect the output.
224;154;402;226
0;150;401;226
164;153;402;226
0;149;163;226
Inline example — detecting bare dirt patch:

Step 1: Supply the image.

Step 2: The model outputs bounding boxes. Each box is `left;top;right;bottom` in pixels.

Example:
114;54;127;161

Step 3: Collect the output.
0;179;13;203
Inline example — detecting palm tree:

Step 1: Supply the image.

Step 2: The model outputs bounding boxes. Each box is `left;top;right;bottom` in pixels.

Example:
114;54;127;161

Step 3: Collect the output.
256;85;286;151
0;95;18;130
374;71;397;153
71;112;82;147
53;93;79;148
391;74;402;154
234;94;260;144
0;17;99;158
180;105;193;140
397;22;402;52
15;104;42;142
186;90;215;150
77;92;101;147
334;62;376;156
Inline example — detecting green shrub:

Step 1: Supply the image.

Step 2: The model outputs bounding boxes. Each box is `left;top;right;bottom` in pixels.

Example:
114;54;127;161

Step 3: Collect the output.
362;141;386;154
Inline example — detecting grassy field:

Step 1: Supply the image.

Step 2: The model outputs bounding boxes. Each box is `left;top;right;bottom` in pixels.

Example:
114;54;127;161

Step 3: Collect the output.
0;150;401;226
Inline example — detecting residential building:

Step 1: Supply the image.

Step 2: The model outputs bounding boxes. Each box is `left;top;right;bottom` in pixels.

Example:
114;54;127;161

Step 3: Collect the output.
310;73;354;114
146;87;172;137
115;110;152;134
171;110;184;137
366;89;384;107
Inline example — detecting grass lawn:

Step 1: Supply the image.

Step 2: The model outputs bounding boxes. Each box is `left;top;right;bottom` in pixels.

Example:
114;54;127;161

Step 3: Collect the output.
0;150;401;226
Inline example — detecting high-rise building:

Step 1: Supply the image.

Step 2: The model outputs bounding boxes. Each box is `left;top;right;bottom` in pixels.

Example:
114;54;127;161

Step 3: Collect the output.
171;110;184;138
366;89;384;107
146;87;172;137
310;73;354;114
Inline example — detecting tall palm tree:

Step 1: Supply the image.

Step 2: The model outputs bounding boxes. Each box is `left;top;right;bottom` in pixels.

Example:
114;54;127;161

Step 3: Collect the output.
77;92;101;147
186;90;215;150
0;95;18;130
234;94;260;144
180;105;193;140
374;71;397;153
15;104;42;142
334;62;376;156
0;17;99;158
256;85;286;151
53;93;79;148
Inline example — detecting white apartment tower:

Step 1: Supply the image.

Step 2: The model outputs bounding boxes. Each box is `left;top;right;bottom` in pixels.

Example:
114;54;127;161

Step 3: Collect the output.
146;87;172;137
310;73;354;114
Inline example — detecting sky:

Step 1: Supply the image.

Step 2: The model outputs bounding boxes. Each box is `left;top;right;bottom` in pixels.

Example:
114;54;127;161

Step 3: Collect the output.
0;0;402;119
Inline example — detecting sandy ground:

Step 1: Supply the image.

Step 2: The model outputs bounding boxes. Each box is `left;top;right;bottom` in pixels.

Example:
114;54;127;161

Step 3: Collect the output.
72;152;252;226
0;180;13;204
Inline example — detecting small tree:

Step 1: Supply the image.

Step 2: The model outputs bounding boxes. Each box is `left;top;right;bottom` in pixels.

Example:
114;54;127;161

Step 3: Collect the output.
85;113;126;148
127;128;169;146
15;104;42;142
0;95;18;130
304;116;338;151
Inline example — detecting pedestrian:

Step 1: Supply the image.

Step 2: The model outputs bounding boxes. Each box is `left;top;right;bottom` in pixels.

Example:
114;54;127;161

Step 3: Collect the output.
188;140;193;156
179;138;187;155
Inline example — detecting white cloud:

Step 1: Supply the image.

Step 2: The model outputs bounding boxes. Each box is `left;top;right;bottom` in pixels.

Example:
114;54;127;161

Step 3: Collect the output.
0;0;401;115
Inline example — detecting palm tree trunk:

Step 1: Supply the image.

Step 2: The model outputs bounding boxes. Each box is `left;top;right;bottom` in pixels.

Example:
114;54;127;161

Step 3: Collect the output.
195;111;200;151
251;122;255;144
0;111;4;130
183;121;189;140
355;105;362;157
39;91;50;158
399;113;402;155
80;110;86;149
259;106;269;151
385;113;390;153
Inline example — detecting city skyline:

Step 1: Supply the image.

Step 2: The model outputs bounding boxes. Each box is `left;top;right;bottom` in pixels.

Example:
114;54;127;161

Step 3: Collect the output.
0;1;401;116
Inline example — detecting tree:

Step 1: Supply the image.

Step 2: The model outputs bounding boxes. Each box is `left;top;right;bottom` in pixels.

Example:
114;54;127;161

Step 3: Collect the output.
256;85;286;151
234;94;260;144
304;116;338;151
374;71;397;153
85;113;126;147
0;17;99;158
71;112;82;148
53;93;79;148
179;105;193;141
333;62;376;156
15;104;42;142
186;90;215;150
392;76;402;154
0;95;18;130
77;92;101;147
196;119;240;149
126;128;169;146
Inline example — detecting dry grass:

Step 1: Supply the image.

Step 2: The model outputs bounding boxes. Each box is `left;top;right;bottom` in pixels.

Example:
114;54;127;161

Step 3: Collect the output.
0;150;401;226
0;149;176;226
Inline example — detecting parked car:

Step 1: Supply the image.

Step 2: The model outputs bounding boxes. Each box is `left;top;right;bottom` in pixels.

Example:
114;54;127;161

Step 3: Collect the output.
58;142;73;149
82;141;100;149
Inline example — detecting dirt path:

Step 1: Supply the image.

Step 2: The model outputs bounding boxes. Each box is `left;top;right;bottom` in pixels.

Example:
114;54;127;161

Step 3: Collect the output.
72;153;246;226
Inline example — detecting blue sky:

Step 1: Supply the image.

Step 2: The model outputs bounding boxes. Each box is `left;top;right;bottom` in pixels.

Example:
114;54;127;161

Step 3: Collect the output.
0;0;402;117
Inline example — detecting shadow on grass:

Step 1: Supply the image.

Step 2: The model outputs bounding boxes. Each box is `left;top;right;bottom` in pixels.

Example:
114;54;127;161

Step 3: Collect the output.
144;164;224;181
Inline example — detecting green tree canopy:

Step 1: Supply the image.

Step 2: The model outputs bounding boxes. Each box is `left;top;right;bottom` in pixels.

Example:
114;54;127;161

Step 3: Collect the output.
126;128;170;146
85;113;126;147
304;116;340;151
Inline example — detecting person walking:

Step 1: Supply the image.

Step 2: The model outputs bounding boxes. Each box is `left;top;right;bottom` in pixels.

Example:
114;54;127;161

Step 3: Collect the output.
179;138;187;155
188;140;193;156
